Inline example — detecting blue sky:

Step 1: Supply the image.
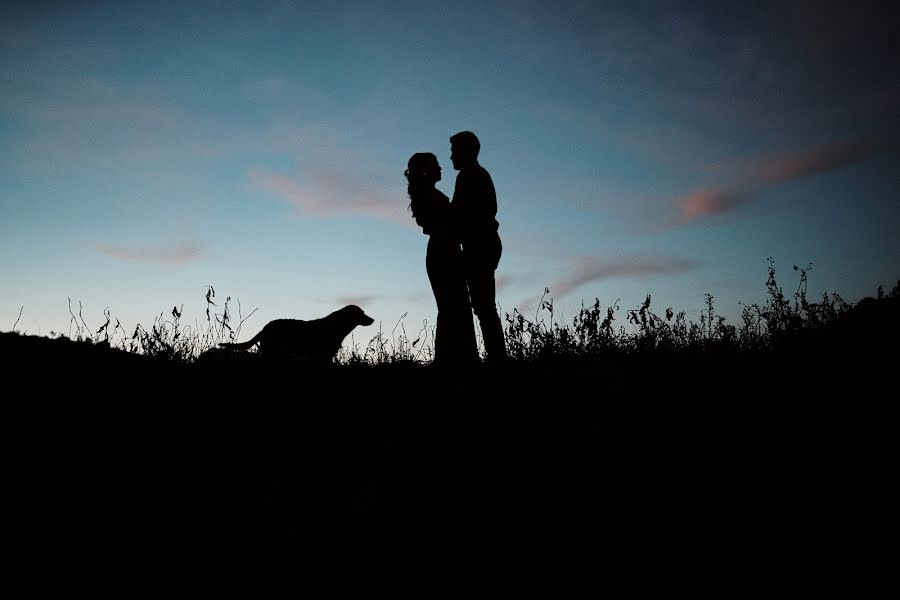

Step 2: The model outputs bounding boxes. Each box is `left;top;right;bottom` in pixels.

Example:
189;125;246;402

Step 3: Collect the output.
2;0;898;353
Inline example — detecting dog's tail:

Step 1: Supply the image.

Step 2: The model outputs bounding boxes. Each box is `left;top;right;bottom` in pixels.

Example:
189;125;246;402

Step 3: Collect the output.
219;331;262;352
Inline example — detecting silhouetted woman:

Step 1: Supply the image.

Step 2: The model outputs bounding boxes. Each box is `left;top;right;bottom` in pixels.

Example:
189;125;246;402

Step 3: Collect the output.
406;152;478;365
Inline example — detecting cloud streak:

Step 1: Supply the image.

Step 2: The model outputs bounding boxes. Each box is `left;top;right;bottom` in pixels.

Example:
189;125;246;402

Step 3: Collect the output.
547;256;702;299
753;138;882;185
249;168;411;226
673;187;749;224
333;294;379;308
95;241;204;264
669;137;883;227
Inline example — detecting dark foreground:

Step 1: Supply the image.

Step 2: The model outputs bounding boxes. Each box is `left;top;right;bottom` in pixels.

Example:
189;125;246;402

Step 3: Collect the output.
3;335;894;591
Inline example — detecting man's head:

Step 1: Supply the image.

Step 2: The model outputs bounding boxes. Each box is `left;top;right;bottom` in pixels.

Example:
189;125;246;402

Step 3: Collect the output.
450;130;480;171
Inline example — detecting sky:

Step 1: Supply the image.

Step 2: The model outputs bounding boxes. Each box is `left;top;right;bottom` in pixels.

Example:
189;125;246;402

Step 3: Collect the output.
2;0;898;355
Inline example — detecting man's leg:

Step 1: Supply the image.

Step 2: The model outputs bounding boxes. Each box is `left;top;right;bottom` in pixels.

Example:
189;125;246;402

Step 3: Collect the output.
468;268;507;362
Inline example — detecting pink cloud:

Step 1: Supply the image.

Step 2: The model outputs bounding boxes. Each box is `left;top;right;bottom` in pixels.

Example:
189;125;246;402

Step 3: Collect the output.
666;136;882;228
755;138;882;184
333;294;379;308
673;187;748;224
95;241;204;264
495;273;516;294
248;168;411;226
548;256;701;299
248;168;328;212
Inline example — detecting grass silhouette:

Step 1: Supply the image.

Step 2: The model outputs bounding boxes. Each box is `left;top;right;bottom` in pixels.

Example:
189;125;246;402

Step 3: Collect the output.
7;258;896;367
3;259;895;585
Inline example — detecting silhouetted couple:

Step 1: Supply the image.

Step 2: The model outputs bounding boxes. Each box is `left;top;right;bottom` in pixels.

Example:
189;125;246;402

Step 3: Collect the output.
406;131;507;366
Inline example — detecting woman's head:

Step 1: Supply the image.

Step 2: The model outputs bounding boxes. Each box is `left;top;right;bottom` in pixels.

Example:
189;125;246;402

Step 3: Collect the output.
405;152;441;185
405;152;441;220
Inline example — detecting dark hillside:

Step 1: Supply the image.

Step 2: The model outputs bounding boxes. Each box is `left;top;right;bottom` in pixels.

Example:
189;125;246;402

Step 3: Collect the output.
2;294;895;588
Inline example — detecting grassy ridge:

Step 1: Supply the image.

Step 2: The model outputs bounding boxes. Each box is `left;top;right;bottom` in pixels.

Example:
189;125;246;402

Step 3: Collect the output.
5;259;898;366
3;261;896;587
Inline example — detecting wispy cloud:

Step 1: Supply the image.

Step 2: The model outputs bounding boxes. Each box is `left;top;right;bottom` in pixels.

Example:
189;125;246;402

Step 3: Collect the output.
495;272;517;294
547;256;701;299
248;167;410;226
753;138;882;185
333;294;379;308
672;187;749;224
1;72;195;170
666;137;883;228
94;241;204;264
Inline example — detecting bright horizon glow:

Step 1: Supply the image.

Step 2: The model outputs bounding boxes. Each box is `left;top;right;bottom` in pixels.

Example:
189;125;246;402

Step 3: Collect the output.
2;1;898;355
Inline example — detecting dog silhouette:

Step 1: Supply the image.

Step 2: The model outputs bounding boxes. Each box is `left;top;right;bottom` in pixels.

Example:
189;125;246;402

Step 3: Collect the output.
218;304;375;361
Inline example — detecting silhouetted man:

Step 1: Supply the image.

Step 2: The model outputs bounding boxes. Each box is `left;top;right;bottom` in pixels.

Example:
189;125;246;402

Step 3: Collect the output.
450;131;507;363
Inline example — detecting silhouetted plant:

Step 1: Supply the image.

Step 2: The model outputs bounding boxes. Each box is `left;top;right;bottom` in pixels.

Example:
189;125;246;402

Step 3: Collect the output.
336;313;426;367
496;258;880;364
32;259;895;367
55;287;258;362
